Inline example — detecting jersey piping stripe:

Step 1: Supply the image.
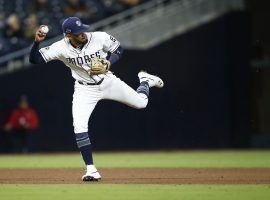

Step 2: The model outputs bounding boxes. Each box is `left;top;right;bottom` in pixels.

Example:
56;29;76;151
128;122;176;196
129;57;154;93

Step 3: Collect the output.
110;42;120;53
39;50;49;63
82;33;92;51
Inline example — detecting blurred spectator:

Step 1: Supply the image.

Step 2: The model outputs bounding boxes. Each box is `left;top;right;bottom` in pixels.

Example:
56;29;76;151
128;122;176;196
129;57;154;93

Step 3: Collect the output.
0;12;5;30
23;14;39;41
100;0;142;17
4;95;39;153
2;13;29;52
0;0;148;57
3;13;23;39
28;0;52;19
100;0;124;16
119;0;140;6
63;0;93;21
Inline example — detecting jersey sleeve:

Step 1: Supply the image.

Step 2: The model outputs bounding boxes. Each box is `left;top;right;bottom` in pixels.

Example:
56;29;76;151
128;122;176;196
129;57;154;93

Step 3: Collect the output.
102;32;120;53
39;42;62;63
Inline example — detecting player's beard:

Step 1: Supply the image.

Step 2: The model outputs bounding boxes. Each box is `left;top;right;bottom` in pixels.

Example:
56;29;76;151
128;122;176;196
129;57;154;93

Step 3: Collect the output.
74;33;87;44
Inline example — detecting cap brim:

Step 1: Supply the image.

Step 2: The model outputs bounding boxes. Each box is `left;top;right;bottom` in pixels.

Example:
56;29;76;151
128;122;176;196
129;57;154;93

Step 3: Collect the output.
72;24;90;35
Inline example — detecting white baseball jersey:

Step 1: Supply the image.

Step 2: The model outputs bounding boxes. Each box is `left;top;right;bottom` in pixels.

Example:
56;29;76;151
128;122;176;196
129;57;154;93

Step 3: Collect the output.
39;32;120;84
39;31;148;134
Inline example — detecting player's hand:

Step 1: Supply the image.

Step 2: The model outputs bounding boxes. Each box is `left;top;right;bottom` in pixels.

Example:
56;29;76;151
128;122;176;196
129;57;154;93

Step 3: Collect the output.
89;58;110;75
35;25;48;43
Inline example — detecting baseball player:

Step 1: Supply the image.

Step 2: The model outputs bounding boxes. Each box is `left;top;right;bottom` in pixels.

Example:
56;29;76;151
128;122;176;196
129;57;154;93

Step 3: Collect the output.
29;17;164;181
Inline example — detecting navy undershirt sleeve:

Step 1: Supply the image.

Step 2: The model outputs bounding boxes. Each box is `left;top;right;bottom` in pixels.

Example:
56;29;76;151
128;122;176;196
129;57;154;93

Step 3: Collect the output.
29;42;46;64
108;46;124;65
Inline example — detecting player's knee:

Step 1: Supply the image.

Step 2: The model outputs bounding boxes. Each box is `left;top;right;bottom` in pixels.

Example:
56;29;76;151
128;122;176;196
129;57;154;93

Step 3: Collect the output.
134;100;147;109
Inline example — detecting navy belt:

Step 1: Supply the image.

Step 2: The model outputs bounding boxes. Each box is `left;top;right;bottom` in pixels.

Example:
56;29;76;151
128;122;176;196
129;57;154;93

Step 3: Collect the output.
78;78;104;85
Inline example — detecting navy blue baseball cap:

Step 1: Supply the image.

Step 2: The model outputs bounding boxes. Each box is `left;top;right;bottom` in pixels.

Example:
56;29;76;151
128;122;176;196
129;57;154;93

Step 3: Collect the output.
62;17;90;35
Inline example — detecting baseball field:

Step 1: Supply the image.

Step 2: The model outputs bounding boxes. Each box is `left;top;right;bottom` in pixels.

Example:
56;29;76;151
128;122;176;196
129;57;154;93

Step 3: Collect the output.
0;150;269;199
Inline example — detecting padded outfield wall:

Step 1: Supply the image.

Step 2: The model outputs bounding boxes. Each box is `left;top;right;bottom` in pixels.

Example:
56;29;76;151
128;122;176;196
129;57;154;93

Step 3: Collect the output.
0;12;250;151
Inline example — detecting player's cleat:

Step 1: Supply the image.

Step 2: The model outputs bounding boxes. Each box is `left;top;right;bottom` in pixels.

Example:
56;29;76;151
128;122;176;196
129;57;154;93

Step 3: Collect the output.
82;165;101;182
138;71;164;88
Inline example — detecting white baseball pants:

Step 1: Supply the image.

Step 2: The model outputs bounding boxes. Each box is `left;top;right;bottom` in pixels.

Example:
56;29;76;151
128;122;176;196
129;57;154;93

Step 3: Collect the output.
72;73;148;133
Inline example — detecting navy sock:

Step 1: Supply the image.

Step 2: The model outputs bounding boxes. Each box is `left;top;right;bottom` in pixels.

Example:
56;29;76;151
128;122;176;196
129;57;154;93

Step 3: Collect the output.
75;132;93;165
136;81;149;98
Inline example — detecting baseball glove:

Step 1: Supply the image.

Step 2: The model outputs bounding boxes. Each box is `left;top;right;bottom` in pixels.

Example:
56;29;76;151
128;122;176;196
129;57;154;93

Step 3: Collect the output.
89;58;110;76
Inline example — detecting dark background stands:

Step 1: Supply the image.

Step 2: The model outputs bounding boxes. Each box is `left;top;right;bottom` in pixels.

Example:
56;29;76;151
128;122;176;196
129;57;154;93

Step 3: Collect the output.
0;12;250;151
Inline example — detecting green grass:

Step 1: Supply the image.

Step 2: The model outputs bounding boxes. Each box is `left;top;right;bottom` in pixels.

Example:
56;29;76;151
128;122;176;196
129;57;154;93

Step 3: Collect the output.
0;184;269;200
0;151;270;200
0;150;270;168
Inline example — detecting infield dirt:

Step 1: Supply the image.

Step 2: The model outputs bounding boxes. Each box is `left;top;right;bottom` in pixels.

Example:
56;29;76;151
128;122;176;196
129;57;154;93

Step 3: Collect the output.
0;168;270;184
